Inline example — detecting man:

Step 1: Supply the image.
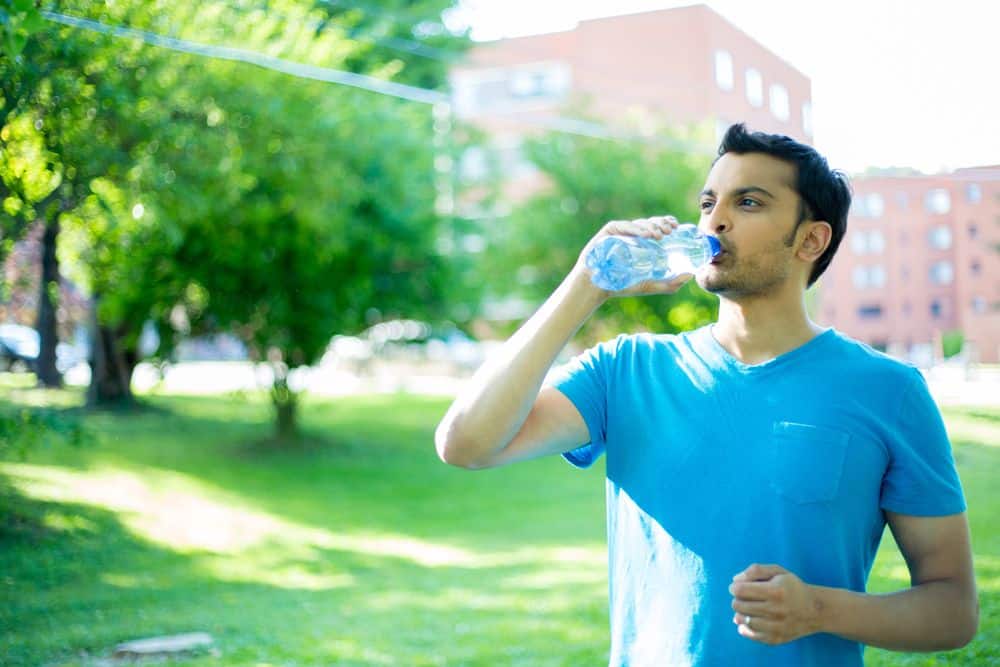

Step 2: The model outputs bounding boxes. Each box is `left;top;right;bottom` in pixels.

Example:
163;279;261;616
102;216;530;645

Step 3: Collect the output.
435;124;978;665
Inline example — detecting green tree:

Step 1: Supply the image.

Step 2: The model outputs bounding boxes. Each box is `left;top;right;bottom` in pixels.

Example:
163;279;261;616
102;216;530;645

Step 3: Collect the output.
0;0;43;63
4;0;472;424
490;125;719;344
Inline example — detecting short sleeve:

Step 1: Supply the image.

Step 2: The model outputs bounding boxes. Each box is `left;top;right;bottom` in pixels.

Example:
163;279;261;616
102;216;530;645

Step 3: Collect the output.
546;335;623;469
879;369;967;516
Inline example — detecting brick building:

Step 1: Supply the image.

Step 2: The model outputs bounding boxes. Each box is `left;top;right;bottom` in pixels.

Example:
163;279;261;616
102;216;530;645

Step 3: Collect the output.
450;3;813;190
449;4;999;362
819;167;1000;363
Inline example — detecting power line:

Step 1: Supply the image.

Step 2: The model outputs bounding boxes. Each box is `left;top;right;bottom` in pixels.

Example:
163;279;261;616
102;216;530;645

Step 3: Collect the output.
40;10;702;150
41;10;448;106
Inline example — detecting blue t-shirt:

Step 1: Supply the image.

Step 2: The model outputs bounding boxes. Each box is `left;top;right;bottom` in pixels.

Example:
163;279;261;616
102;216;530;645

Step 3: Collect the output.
550;325;966;667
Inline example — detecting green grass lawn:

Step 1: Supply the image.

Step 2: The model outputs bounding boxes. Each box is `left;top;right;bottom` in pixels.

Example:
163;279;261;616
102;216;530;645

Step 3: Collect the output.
1;376;997;666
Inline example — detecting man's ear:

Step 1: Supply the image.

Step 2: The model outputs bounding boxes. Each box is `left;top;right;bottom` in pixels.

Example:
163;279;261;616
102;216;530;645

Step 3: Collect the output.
797;221;832;262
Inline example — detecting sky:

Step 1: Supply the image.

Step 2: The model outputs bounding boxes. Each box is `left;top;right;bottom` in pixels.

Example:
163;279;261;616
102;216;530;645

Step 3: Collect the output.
447;0;999;174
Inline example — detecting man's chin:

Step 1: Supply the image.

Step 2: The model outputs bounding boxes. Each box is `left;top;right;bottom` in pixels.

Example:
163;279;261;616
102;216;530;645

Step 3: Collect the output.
696;273;727;294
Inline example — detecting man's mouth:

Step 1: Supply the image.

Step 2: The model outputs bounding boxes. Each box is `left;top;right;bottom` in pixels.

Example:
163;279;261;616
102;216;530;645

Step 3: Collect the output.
710;250;727;265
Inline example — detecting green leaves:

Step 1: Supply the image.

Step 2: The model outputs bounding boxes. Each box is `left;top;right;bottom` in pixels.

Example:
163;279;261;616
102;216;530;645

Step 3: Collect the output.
0;0;43;61
2;0;473;427
492;123;719;342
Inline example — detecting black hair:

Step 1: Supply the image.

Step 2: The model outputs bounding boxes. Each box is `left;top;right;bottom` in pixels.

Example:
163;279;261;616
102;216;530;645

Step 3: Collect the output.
717;123;852;287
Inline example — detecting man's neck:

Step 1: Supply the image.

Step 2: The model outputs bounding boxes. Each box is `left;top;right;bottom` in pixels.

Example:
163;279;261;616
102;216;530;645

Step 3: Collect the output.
713;290;824;366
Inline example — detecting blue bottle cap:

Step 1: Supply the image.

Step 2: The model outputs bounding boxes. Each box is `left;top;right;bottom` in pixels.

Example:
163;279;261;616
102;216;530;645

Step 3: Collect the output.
707;235;722;257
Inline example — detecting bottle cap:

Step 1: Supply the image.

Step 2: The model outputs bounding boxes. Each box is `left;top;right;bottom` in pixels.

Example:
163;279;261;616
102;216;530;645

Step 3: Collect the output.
707;235;722;257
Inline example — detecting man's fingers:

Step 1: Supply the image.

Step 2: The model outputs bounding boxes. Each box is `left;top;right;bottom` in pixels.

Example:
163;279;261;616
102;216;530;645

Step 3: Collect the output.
628;272;693;296
602;216;680;240
733;563;787;582
731;599;775;617
729;581;773;601
734;613;782;643
666;272;694;290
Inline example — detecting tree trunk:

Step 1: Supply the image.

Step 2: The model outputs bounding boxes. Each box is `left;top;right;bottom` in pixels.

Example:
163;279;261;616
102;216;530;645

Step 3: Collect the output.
34;217;62;387
87;299;137;407
270;370;299;440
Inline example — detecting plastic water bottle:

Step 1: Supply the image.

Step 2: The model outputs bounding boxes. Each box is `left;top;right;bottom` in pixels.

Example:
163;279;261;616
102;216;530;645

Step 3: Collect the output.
585;224;722;291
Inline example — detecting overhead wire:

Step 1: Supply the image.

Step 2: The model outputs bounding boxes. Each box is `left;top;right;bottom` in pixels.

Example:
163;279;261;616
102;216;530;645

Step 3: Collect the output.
40;9;702;150
41;10;448;105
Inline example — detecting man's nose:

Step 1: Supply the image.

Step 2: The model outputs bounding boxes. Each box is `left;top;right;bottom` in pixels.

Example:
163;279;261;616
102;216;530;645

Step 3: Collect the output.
700;207;731;236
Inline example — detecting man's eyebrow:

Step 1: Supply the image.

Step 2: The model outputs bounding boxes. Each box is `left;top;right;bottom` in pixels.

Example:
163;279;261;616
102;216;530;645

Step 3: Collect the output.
698;186;776;199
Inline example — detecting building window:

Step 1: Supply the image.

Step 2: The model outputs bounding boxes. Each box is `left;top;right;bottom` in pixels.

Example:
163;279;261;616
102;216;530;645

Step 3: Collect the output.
971;260;981;275
850;230;885;254
715;51;734;91
925;188;951;214
852;265;886;288
450;63;571;116
869;230;885;253
714;118;732;144
870;265;886;287
852;193;885;218
769;83;790;121
928;226;952;250
902;302;912;317
745;68;763;107
459;146;489;182
969;223;979;239
896;192;909;209
930;300;943;319
967;183;982;203
851;232;867;255
852;265;868;287
858;304;883;319
866;193;885;218
801;101;812;136
972;297;986;314
929;261;954;285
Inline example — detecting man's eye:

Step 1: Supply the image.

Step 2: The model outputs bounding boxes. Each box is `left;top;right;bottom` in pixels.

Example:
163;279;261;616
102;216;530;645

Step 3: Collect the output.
739;198;760;207
699;200;714;210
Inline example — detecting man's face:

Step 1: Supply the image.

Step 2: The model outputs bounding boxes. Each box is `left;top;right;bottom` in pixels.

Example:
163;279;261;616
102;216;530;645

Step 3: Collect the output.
695;152;804;297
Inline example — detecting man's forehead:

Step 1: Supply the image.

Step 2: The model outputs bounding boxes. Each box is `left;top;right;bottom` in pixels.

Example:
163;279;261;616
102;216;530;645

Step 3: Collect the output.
703;152;797;195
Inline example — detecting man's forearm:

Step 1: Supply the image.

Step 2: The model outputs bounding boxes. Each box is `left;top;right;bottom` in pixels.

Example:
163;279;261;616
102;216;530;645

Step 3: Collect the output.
435;268;605;467
813;579;978;651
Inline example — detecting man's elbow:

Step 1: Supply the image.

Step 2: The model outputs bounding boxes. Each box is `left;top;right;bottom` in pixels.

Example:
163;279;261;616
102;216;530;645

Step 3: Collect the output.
950;595;980;649
434;420;492;470
937;590;980;650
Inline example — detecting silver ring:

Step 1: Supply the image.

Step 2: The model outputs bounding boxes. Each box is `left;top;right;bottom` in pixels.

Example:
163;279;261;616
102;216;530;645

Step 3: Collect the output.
744;615;752;629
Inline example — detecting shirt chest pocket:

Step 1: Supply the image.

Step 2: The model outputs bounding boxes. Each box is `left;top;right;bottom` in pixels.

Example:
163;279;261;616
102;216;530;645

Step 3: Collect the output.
770;421;849;504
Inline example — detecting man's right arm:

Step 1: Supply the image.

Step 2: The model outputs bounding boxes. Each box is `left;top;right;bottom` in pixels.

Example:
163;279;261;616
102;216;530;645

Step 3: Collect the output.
434;267;604;469
435;215;688;469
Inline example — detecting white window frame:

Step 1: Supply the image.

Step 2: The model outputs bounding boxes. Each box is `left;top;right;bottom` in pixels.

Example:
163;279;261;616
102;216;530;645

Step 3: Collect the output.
925;188;951;214
769;83;790;121
929;261;954;285
745;68;763;107
715;51;734;91
929;226;953;250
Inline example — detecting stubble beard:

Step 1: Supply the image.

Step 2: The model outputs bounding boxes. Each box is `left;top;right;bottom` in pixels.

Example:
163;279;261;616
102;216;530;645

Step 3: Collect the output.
697;247;793;299
698;224;800;298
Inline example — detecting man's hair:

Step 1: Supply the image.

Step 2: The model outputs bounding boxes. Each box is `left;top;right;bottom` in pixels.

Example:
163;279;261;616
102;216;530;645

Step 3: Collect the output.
717;123;852;287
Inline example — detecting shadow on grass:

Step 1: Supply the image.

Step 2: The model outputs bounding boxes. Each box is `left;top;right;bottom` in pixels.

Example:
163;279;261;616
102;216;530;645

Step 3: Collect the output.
10;393;993;665
0;478;610;667
25;393;605;551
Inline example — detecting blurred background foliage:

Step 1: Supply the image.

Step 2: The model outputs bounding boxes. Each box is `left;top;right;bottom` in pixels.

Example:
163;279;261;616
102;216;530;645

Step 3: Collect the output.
487;123;718;343
1;0;718;438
